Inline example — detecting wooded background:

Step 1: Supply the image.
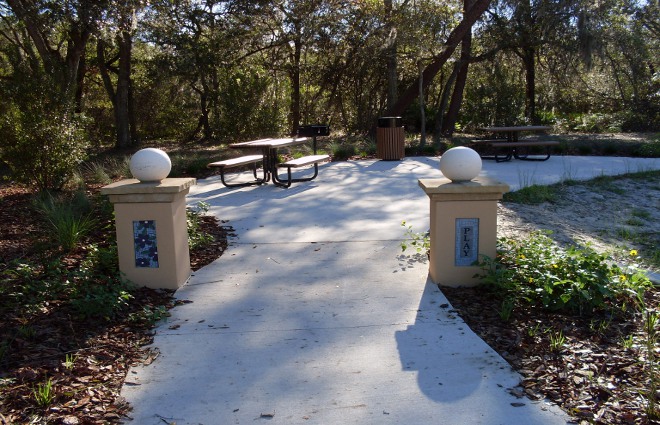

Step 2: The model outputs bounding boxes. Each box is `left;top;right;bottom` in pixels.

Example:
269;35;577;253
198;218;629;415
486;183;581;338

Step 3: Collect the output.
0;0;657;184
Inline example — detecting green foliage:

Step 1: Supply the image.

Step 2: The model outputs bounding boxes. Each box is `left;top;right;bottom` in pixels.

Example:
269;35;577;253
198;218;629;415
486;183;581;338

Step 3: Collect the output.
400;221;430;255
187;201;214;250
634;141;660;158
478;231;652;316
620;334;635;350
169;152;219;177
503;185;558;205
329;143;356;160
63;353;77;371
0;76;87;190
0;242;129;321
82;162;112;185
70;278;133;320
547;329;567;352
645;309;660;419
129;305;170;326
33;191;96;252
499;297;515;322
67;248;133;319
462;58;526;127
0;259;65;317
33;378;55;408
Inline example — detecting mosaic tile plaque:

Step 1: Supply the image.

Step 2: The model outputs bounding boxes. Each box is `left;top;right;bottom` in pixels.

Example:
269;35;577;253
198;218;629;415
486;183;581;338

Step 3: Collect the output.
133;220;159;268
455;218;479;267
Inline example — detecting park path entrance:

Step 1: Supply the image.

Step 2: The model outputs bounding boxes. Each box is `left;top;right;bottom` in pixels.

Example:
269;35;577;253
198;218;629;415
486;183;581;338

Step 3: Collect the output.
119;156;659;424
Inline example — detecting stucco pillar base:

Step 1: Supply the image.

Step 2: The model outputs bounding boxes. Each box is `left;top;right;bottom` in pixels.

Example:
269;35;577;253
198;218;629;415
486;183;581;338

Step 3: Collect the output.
101;178;196;290
419;177;509;288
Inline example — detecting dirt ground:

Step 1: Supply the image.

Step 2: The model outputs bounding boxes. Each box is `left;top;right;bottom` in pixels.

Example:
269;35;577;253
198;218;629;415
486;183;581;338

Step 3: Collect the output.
497;173;660;272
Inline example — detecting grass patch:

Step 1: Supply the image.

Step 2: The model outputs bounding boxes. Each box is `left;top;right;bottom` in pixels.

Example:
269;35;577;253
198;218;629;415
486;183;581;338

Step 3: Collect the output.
503;184;558;204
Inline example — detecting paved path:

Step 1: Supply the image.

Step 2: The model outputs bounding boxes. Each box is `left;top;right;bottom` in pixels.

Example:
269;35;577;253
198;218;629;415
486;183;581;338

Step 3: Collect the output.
121;156;659;424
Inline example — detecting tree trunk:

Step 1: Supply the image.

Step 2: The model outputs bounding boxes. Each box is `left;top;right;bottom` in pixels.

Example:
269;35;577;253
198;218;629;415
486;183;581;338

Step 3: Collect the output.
388;0;491;117
97;12;138;150
434;63;459;145
115;29;133;149
442;0;473;137
6;0;91;102
75;54;86;113
384;0;398;110
523;46;536;123
290;36;302;135
418;60;426;147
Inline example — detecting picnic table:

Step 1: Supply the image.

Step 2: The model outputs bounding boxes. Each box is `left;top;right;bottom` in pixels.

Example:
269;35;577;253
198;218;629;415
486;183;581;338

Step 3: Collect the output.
472;125;559;162
208;137;330;188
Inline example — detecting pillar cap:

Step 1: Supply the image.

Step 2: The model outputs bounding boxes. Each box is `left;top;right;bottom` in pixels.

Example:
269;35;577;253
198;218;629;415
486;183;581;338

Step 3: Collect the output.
101;178;196;196
418;176;509;195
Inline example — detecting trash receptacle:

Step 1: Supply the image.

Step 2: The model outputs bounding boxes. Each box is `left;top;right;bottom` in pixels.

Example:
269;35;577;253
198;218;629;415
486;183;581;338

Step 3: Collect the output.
376;116;405;160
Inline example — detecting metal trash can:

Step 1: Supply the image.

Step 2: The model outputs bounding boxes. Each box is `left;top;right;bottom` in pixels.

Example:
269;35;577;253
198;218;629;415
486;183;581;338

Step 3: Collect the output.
376;116;405;160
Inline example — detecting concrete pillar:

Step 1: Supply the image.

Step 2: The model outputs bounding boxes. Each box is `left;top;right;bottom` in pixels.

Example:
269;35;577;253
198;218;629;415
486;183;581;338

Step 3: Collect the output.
101;178;196;290
418;177;509;287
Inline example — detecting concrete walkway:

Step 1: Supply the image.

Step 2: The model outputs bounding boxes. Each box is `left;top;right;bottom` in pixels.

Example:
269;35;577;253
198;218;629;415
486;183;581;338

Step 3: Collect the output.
121;156;660;425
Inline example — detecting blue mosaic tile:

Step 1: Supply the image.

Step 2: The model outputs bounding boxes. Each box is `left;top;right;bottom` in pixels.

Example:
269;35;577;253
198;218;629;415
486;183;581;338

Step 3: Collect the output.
133;220;159;268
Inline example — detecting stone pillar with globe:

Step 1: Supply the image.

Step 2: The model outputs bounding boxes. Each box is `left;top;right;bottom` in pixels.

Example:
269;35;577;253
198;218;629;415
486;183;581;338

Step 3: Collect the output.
101;148;196;290
418;147;509;287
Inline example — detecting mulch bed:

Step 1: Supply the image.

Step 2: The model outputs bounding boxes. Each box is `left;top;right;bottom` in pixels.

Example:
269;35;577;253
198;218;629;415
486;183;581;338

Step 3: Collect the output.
0;185;229;425
443;286;660;425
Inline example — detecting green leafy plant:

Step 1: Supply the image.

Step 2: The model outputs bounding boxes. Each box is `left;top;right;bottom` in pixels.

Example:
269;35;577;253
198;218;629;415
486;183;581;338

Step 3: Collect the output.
499;297;515;322
33;378;55;407
0;98;88;191
82;161;112;185
400;221;430;255
329;142;356;160
69;275;133;320
644;309;659;419
63;353;77;371
17;325;36;340
129;305;170;326
527;322;542;337
547;329;566;352
478;231;652;316
187;201;214;250
34;191;96;251
620;334;635;350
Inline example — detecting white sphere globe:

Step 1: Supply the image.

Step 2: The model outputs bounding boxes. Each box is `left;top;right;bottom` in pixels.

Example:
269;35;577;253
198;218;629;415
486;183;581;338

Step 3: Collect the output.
130;148;172;182
439;147;482;182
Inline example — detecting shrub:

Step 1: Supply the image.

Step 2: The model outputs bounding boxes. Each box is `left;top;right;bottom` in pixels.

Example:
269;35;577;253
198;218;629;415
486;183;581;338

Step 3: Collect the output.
187;202;214;250
33;191;96;252
329;142;356;160
0;104;88;191
478;231;652;316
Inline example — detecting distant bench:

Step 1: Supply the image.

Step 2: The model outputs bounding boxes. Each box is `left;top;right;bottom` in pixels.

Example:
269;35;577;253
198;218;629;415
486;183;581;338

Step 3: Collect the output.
207;154;265;187
470;140;560;162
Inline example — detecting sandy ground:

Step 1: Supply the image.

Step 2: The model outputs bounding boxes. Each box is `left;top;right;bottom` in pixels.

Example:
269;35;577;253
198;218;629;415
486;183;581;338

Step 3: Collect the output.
498;173;660;272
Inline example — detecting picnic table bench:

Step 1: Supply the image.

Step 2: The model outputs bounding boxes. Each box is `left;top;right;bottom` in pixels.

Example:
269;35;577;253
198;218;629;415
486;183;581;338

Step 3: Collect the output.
208;137;329;188
472;126;559;162
207;154;265;187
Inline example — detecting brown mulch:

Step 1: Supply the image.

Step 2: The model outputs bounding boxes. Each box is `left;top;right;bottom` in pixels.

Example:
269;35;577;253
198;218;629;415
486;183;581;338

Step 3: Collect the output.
443;286;660;425
1;175;659;424
0;184;229;425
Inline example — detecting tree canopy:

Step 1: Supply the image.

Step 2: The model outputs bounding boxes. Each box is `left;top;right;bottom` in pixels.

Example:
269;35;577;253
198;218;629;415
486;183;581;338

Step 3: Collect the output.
0;0;657;178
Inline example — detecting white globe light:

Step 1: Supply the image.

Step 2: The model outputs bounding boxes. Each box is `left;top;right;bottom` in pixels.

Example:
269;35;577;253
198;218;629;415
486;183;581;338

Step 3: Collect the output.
130;148;172;182
439;147;482;182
